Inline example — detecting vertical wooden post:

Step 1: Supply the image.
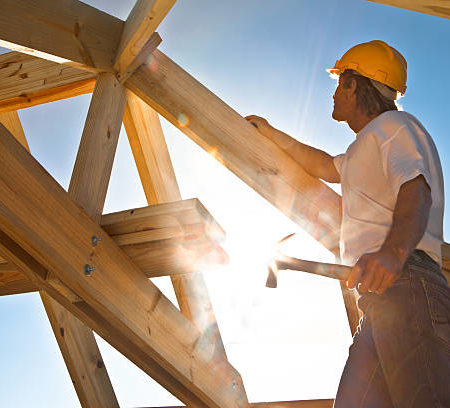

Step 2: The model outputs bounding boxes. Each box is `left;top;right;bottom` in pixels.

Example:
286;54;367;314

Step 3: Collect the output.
40;73;126;408
123;90;249;405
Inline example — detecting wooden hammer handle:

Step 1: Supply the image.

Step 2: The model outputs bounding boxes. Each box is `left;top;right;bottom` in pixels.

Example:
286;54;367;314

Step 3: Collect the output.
277;255;351;281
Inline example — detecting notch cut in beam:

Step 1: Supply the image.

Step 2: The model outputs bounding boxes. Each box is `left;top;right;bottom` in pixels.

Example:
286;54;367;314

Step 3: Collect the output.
114;0;175;74
0;52;96;113
0;123;245;407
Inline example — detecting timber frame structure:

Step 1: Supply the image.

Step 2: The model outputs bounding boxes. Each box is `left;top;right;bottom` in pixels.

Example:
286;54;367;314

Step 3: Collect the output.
0;1;448;407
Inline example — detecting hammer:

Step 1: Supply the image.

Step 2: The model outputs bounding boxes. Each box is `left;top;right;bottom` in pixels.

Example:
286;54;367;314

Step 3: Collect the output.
266;254;351;288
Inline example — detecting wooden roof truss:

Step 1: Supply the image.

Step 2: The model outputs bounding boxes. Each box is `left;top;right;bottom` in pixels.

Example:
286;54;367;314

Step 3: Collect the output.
0;1;448;407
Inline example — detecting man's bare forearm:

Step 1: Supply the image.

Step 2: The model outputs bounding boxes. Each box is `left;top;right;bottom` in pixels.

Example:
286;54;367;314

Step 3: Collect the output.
381;174;432;264
245;115;340;182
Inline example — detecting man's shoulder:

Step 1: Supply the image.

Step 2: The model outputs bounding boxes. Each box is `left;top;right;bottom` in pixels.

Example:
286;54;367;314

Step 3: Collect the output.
364;110;425;143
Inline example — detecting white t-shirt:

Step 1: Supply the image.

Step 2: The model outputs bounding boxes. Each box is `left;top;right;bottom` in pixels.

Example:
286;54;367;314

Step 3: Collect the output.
333;111;444;266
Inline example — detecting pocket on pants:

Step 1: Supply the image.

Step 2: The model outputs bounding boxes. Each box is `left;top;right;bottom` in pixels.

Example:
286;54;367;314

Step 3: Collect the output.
421;278;450;349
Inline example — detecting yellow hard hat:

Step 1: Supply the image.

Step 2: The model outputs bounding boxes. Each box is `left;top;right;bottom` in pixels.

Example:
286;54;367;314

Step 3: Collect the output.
328;40;407;95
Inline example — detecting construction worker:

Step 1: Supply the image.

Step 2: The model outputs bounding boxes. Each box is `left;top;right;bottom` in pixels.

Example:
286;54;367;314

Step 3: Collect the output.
246;40;450;408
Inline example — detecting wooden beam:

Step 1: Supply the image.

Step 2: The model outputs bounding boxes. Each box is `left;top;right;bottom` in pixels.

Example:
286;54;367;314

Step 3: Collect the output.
40;73;126;408
145;400;334;408
368;1;450;19
123;91;249;405
126;50;342;253
0;123;247;408
0;52;96;113
123;90;181;204
0;0;123;72
114;0;176;74
117;32;162;85
0;199;228;295
0;262;37;295
124;52;361;333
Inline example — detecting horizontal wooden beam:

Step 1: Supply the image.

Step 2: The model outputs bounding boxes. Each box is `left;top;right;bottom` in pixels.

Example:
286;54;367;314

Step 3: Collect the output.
114;0;176;74
0;262;37;295
0;124;246;408
144;399;334;408
0;198;228;295
368;0;450;19
0;0;123;72
126;50;342;254
0;52;96;113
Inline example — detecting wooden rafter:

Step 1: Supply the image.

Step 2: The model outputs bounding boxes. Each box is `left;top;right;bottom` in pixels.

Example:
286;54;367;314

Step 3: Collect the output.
0;122;246;407
123;91;249;404
0;0;123;72
0;52;96;113
126;50;342;253
368;0;450;19
0;198;229;296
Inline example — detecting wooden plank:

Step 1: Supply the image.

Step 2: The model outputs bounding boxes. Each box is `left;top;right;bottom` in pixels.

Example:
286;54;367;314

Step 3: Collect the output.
0;52;96;113
0;123;247;408
113;0;176;74
368;0;450;19
147;400;334;408
124;51;360;333
0;262;37;295
0;111;34;292
102;199;228;277
123;91;181;204
117;32;162;84
40;73;126;408
0;199;228;294
123;91;249;404
0;0;123;72
126;50;342;254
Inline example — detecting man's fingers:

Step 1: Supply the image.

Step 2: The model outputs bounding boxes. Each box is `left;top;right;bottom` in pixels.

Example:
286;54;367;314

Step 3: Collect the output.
369;270;385;293
358;268;375;293
347;263;364;289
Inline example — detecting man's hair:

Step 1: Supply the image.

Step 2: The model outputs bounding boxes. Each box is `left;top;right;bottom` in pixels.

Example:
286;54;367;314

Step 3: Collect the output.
340;69;398;117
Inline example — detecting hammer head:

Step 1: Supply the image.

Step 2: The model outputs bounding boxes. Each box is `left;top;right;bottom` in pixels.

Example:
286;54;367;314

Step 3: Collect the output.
265;259;278;288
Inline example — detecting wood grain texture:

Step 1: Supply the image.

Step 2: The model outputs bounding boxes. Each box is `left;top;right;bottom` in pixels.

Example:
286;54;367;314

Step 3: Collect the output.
126;50;342;254
0;107;119;407
69;73;126;219
0;123;247;408
0;199;228;293
148;399;334;408
0;52;96;113
124;51;359;333
123;91;249;405
368;0;450;19
124;90;181;204
0;0;123;71
0;262;37;295
40;73;127;408
114;0;176;73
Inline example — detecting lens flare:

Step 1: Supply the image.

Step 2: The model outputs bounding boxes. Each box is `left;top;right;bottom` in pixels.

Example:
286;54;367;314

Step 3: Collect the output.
177;113;190;128
145;54;159;72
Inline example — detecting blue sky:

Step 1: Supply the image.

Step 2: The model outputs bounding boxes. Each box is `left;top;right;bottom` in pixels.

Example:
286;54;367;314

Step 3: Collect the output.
1;1;449;407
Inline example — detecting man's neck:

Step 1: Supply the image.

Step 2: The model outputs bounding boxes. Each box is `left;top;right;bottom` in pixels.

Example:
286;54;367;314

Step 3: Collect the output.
348;111;378;134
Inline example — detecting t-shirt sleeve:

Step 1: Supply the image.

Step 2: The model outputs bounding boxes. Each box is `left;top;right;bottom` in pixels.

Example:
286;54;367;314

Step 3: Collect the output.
380;124;431;197
333;154;345;176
